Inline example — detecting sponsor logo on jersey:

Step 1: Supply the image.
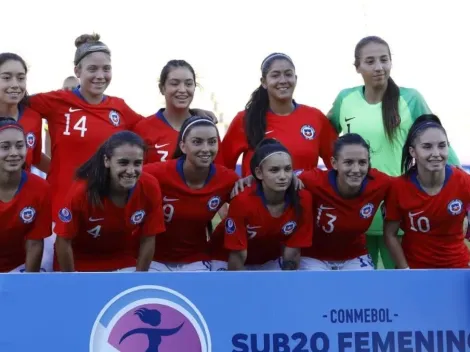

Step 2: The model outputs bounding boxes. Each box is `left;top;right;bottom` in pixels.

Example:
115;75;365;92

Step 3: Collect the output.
109;110;120;126
282;221;297;235
19;206;36;224
207;196;221;211
447;199;463;215
300;125;315;140
89;285;211;352
225;218;236;234
25;132;36;148
359;203;374;219
58;207;72;223
130;210;146;224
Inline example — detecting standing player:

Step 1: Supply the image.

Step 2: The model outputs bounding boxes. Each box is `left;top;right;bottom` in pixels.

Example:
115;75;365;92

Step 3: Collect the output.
296;134;392;270
220;139;313;271
54;131;165;272
133;60;223;164
222;52;337;176
0;118;51;272
143;116;239;271
384;115;470;269
0;53;49;173
327;36;461;269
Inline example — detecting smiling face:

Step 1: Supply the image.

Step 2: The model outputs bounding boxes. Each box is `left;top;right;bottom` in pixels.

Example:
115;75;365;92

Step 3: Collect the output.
410;127;448;173
74;52;111;100
261;58;297;103
0;59;27;107
0;127;26;173
179;124;218;168
161;66;195;110
104;143;144;192
332;143;370;191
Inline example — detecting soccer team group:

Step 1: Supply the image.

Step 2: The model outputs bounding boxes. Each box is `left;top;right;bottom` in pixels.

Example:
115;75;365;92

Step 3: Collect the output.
1;33;469;274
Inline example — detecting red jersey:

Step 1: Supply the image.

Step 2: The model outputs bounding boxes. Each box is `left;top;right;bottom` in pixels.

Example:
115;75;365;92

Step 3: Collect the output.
384;165;470;269
222;185;313;265
18;106;43;171
143;158;239;263
53;172;165;272
222;104;337;176
28;88;142;220
0;171;51;272
299;168;392;260
133;109;224;165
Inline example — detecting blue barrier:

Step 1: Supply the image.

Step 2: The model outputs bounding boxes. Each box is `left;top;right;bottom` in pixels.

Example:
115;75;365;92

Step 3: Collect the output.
0;270;469;351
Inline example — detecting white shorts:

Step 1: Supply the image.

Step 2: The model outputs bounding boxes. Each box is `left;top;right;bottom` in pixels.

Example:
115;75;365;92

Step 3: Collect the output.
299;254;375;271
149;260;211;272
212;259;282;271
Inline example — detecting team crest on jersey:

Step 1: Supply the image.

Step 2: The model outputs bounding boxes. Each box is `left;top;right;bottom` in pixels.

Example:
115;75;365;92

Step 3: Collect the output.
207;196;221;211
19;206;36;224
109;110;120;126
58;207;72;223
300;125;315;140
360;203;374;219
282;221;297;235
131;210;146;224
225;218;236;235
447;199;463;215
25;133;36;148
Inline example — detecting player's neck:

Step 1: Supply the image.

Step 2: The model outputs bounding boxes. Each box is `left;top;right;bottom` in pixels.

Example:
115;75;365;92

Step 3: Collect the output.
269;100;295;116
0;102;19;120
79;88;103;105
182;160;209;189
263;187;286;216
336;177;361;199
416;168;445;195
364;84;387;104
108;183;129;207
163;107;192;131
0;170;22;200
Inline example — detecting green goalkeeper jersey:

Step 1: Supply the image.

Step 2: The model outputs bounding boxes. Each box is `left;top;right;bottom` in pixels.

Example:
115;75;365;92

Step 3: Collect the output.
327;86;460;235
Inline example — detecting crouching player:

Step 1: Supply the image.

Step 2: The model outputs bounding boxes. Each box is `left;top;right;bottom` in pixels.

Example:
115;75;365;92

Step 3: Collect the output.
54;131;165;272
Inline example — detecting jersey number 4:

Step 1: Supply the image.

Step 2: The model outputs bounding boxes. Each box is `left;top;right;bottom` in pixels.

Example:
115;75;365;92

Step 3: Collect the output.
64;114;87;137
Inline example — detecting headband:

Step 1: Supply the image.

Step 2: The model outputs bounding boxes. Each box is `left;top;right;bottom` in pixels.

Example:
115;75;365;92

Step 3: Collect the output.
259;151;290;166
181;118;215;140
74;42;111;66
0;124;23;133
261;53;293;71
410;121;442;141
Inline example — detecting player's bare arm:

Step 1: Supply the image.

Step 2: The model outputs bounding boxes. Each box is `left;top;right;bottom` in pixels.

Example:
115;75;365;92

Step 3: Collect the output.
24;239;44;272
136;236;155;272
383;220;409;269
55;237;75;272
228;250;247;271
282;247;300;270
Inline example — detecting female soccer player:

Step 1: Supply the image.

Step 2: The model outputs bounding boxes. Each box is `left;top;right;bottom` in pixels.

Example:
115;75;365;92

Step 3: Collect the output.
54;131;165;272
384;115;470;269
0;117;51;272
218;139;313;271
0;53;49;172
143;116;239;271
222;52;337;176
133;60;223;164
326;36;461;269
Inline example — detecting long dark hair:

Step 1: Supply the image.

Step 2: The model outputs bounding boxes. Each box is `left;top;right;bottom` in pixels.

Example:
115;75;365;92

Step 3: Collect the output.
172;115;218;159
244;53;295;149
401;114;448;175
333;133;371;169
354;36;400;142
250;138;302;216
0;53;30;109
76;131;146;208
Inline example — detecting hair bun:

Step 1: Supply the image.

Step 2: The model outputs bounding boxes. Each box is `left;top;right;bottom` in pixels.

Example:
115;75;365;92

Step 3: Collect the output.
75;33;101;48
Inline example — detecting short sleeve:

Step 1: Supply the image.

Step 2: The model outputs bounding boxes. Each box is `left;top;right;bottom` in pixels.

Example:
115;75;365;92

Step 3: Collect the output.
318;113;338;169
326;91;345;134
28;93;55;118
404;88;432;121
297;168;322;193
53;184;84;239
285;191;313;248
221;112;248;170
26;183;52;240
138;176;166;237
121;101;145;131
224;196;248;251
384;178;403;221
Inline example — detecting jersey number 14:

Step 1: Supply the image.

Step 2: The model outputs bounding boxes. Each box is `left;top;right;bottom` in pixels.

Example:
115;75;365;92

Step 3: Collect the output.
64;114;88;137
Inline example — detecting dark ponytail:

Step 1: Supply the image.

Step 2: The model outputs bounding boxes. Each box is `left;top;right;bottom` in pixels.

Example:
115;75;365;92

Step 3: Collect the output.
76;131;146;208
401;114;447;175
354;36;400;142
245;53;295;149
250;138;302;217
172;115;217;159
